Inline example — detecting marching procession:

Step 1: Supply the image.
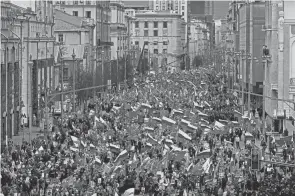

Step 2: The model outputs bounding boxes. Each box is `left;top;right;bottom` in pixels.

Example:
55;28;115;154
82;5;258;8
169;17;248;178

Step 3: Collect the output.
1;67;295;196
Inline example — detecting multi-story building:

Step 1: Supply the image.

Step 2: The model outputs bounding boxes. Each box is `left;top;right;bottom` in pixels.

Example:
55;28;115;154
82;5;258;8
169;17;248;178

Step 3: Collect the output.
110;0;127;60
151;0;188;23
229;2;265;115
124;1;149;11
54;9;95;111
54;0;112;89
214;19;227;48
132;10;186;72
1;0;55;142
190;1;214;51
1;1;26;141
188;19;209;66
213;1;230;20
283;0;295;133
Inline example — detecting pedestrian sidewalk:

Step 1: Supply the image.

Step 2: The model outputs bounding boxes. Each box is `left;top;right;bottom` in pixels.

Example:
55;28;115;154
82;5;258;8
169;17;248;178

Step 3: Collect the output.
11;126;44;145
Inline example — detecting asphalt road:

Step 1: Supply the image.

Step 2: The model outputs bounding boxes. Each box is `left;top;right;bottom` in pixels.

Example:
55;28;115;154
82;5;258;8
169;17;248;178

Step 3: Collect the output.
11;126;44;145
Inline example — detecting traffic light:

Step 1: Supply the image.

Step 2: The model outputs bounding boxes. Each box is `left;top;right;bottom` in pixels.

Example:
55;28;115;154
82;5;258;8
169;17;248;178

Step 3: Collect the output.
251;148;260;170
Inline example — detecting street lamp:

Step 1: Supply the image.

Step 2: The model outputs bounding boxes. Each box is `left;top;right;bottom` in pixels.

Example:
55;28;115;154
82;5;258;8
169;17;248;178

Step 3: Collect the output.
72;49;76;113
247;55;258;117
262;45;272;135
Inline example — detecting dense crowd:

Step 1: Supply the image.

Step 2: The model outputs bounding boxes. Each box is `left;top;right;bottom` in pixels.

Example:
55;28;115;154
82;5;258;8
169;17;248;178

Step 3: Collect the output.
1;68;295;196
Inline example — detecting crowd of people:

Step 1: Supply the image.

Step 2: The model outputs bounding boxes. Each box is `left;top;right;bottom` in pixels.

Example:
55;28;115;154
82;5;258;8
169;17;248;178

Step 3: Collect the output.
1;67;295;196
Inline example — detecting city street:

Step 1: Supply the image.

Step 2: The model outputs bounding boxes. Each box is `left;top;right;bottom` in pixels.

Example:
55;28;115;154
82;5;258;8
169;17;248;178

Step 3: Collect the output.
2;0;295;196
11;126;43;145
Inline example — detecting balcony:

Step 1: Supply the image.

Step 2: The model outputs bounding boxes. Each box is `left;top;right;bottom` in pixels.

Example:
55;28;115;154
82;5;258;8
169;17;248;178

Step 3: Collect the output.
271;84;278;91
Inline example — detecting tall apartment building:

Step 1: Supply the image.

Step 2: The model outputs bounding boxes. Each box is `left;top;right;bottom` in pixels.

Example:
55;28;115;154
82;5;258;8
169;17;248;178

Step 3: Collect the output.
132;10;186;72
110;0;128;60
151;0;188;22
190;1;214;50
213;1;230;19
283;0;295;133
1;0;55;142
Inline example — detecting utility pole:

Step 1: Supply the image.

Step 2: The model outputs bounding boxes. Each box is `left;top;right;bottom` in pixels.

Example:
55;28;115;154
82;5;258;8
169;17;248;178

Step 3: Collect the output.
240;50;245;114
72;49;76;113
116;50;119;90
45;88;48;142
60;55;64;129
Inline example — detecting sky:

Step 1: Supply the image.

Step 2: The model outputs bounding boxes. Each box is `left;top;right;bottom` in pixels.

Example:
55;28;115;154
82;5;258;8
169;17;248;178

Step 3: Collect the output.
11;0;35;10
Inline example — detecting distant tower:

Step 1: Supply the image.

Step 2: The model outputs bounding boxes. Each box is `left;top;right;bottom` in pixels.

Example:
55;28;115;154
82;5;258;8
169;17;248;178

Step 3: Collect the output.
35;0;54;24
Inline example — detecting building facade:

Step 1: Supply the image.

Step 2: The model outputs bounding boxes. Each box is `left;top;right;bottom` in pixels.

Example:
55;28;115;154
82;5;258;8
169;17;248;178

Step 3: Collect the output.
54;0;113;89
151;0;188;23
110;0;127;60
132;10;186;72
1;0;55;142
54;9;95;111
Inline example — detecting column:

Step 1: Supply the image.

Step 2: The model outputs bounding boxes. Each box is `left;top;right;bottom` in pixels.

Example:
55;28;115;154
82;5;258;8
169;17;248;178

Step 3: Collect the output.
278;11;284;116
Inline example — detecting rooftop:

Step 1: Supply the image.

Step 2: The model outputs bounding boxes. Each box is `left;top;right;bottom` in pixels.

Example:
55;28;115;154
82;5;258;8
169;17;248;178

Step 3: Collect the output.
54;9;92;31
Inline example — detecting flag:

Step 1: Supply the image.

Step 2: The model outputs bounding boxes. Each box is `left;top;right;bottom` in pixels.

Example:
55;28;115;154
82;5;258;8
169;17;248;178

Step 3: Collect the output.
70;147;79;152
145;142;153;150
172;109;184;116
99;117;107;126
231;121;239;126
123;188;135;196
147;134;158;145
214;121;225;131
234;110;242;117
178;130;192;141
173;149;188;161
162;116;176;126
202;158;212;174
198;112;209;118
187;124;198;132
141;157;151;167
201;119;209;125
114;150;129;163
141;103;152;110
219;119;229;125
194;102;203;110
203;101;211;108
109;144;120;153
144;127;154;132
152;117;162;123
70;136;80;147
197;149;211;159
164;139;174;145
180;119;190;126
95;157;102;164
94;116;100;127
186;162;193;172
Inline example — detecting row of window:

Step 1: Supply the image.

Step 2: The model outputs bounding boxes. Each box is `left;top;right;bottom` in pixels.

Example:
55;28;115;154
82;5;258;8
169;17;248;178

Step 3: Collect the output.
155;5;185;11
135;21;167;29
118;36;128;41
117;45;128;50
134;41;169;46
148;49;167;54
73;1;92;5
73;11;91;18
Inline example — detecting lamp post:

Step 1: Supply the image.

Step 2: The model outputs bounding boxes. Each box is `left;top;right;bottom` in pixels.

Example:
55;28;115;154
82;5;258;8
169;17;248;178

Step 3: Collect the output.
262;47;272;135
72;49;76;113
247;54;258;117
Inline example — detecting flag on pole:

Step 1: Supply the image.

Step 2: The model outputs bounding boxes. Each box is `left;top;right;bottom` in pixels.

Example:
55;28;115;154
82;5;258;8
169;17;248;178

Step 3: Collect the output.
197;149;211;159
141;103;152;110
114;150;129;163
178;130;192;141
162;116;176;126
109;144;120;153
